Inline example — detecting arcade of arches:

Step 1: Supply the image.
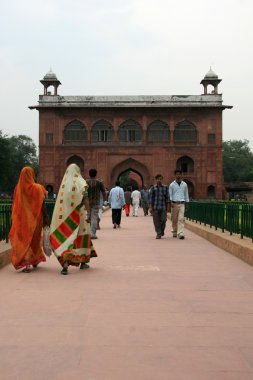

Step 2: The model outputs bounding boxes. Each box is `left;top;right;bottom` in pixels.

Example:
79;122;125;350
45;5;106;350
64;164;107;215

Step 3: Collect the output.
47;154;199;199
40;118;221;199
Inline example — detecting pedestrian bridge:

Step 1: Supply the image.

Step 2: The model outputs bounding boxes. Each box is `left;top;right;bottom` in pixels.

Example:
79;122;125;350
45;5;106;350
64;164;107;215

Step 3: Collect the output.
1;211;253;379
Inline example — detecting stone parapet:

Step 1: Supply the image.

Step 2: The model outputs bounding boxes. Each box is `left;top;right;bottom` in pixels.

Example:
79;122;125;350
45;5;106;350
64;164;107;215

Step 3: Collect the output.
0;242;11;269
185;220;253;266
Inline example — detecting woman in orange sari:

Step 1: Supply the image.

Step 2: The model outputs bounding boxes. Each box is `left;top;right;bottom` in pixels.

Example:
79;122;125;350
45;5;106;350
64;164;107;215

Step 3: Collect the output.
9;166;48;273
50;163;97;275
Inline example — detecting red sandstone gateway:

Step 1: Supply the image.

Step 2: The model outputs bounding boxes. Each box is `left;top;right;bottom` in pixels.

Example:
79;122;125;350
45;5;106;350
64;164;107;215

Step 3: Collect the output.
29;68;232;199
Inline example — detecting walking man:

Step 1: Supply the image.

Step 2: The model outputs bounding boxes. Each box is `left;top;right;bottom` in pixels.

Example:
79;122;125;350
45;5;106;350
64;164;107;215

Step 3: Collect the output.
149;174;170;239
140;184;150;216
124;187;132;217
108;181;125;228
86;169;106;239
169;169;189;239
131;187;141;217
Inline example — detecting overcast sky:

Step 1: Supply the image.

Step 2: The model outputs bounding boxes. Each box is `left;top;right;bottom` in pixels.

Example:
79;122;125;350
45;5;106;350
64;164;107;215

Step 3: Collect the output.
0;0;252;149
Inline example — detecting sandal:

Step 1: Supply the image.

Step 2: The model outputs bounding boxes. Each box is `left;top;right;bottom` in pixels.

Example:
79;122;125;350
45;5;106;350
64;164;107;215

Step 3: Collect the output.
80;263;90;270
61;267;68;275
22;266;31;273
61;262;68;275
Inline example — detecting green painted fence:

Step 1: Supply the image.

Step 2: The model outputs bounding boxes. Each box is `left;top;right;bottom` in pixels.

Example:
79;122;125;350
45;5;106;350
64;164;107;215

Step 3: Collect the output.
0;205;12;242
1;201;253;243
0;202;55;243
186;202;253;241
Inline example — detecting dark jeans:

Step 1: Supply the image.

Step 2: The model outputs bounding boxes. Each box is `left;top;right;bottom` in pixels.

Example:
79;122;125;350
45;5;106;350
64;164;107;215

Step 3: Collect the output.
142;200;149;215
112;208;122;225
152;209;167;235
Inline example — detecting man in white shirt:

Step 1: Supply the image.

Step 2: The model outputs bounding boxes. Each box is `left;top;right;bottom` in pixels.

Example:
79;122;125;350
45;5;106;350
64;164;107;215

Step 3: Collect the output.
169;169;189;239
108;181;125;228
131;188;141;217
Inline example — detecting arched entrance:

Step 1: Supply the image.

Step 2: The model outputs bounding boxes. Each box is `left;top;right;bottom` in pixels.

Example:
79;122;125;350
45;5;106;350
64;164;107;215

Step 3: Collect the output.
184;179;195;200
66;155;84;172
111;158;150;189
45;184;55;199
118;168;143;190
176;155;194;173
207;185;215;199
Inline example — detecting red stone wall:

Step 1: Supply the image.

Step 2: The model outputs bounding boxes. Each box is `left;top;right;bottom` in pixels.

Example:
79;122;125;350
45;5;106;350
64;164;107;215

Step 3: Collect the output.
38;107;223;199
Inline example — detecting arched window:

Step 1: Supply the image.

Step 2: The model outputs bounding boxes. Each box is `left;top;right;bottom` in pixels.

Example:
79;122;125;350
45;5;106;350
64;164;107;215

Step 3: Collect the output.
45;184;54;199
91;120;113;142
185;180;194;199
207;185;215;199
119;120;142;143
176;156;194;173
147;120;170;142
66;155;84;172
174;120;197;143
63;120;86;143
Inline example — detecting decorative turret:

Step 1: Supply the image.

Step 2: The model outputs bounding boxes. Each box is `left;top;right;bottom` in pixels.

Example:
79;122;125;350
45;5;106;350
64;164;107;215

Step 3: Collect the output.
201;67;222;95
40;69;61;95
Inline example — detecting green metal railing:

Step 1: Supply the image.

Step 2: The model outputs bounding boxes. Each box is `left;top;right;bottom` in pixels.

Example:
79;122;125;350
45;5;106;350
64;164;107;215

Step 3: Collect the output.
186;202;253;241
2;201;253;243
45;201;55;223
0;204;12;242
0;202;56;243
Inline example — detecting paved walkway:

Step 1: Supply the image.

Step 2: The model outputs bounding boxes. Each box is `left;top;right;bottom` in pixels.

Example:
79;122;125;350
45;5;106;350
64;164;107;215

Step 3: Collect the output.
1;211;253;380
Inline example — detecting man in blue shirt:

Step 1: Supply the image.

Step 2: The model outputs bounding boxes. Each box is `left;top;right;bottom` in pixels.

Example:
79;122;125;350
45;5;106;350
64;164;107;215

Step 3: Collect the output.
149;174;170;239
108;181;125;229
169;169;189;239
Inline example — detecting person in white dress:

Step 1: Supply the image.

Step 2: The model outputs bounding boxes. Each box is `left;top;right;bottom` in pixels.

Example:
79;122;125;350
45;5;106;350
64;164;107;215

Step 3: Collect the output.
131;188;141;217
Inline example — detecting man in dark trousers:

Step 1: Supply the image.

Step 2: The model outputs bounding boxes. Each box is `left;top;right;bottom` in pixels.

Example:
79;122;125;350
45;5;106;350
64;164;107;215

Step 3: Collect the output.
108;181;125;228
141;184;150;216
149;174;170;239
86;169;106;239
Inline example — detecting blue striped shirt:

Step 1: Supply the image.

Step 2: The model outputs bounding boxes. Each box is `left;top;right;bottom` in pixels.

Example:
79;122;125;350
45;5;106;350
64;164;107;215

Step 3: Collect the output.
149;184;170;210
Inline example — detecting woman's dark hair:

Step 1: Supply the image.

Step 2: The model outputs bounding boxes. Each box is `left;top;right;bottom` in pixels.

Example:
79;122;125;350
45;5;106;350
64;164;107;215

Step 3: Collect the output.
115;181;120;186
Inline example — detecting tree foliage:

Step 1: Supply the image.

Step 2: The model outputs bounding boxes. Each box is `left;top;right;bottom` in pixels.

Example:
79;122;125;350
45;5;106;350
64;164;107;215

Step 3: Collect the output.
0;131;38;193
223;139;253;182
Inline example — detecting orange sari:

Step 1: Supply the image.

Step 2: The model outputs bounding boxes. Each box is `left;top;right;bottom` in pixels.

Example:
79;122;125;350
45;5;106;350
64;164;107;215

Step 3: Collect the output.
9;167;47;270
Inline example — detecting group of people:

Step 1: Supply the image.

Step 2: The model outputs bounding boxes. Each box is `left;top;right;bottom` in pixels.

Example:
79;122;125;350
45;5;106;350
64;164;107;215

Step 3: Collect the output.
107;170;189;239
150;170;189;239
8;165;189;275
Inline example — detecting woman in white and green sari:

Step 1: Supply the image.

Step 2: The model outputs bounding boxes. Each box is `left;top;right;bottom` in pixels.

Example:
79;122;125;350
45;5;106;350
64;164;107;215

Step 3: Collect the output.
50;163;97;275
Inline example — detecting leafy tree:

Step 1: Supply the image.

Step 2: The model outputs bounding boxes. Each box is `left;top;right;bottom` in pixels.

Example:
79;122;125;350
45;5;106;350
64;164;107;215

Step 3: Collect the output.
119;170;131;190
119;170;139;190
0;131;12;191
223;139;253;182
0;132;38;193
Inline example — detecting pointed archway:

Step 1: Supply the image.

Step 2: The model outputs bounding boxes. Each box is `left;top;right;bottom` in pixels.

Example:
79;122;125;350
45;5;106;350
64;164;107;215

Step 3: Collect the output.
110;158;150;189
118;168;143;190
66;155;84;172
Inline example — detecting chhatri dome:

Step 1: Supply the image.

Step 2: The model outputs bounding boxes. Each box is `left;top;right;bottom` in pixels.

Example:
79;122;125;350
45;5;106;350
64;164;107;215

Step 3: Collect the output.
43;68;59;81
204;67;218;79
40;68;61;95
201;67;221;95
